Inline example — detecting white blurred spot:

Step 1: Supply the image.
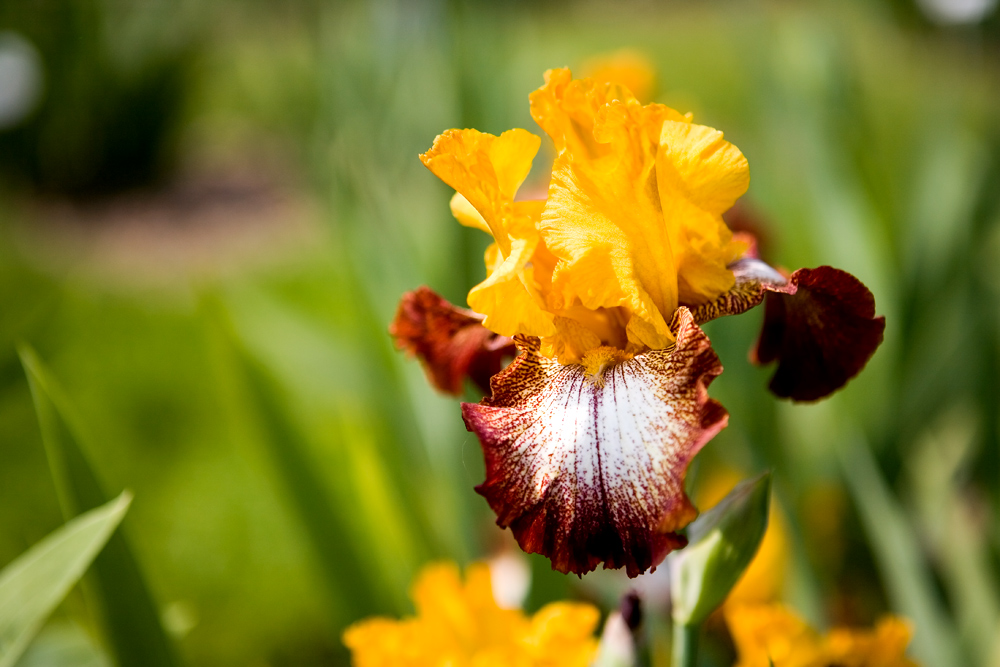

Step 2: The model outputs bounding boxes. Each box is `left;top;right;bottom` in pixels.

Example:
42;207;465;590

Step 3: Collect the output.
917;0;998;24
488;551;531;609
0;31;43;129
593;612;636;667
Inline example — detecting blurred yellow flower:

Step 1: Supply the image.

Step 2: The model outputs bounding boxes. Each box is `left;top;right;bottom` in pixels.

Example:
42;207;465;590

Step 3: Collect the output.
727;603;919;667
581;49;657;102
421;67;748;364
342;561;599;667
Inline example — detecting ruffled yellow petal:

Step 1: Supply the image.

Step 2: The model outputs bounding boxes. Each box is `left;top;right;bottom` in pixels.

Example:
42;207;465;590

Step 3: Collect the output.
658;120;749;304
422;69;751;364
420;128;541;255
539;98;679;359
451;192;491;234
468;201;557;338
727;603;920;667
523;602;600;665
727;604;824;667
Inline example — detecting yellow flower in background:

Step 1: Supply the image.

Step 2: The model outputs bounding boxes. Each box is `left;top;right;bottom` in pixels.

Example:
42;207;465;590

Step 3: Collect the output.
581;49;657;102
727;603;919;667
421;67;748;365
342;561;599;667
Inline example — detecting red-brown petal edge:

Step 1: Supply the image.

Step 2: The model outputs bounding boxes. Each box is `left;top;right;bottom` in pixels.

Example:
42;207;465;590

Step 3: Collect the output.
389;286;516;395
752;266;886;402
462;307;728;578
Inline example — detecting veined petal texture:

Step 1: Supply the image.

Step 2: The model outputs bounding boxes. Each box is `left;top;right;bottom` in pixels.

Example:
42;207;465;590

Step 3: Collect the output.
463;308;728;577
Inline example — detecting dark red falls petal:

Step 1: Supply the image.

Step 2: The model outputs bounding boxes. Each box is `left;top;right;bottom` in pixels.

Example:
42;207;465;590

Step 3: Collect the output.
389;286;516;395
754;266;886;402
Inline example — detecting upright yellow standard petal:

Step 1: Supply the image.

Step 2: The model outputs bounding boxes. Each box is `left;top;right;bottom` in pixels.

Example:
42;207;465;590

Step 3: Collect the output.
421;68;750;363
421;129;556;338
540;98;679;360
420;128;539;254
657;120;749;304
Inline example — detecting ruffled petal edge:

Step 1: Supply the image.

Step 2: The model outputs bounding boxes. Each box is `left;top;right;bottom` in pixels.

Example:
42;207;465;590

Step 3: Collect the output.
462;307;727;577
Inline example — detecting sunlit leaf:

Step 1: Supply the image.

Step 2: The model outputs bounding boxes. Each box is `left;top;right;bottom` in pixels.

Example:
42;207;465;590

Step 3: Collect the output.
0;493;129;667
19;346;181;667
670;472;771;627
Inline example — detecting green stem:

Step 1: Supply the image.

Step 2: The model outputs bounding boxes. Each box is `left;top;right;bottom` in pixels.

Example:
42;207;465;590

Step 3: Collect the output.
671;622;699;667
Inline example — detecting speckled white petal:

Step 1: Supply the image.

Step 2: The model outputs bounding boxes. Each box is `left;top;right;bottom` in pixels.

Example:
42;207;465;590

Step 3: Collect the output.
463;307;728;577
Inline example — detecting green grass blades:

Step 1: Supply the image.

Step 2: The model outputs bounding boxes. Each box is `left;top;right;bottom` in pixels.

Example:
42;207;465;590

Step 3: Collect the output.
840;436;964;667
0;492;129;667
210;311;390;629
18;346;181;667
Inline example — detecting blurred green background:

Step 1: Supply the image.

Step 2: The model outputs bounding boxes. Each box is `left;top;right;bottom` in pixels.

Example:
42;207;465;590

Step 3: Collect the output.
1;0;999;665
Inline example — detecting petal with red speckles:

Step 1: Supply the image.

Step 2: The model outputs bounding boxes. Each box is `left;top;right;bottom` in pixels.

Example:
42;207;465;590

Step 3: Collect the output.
389;287;516;396
462;307;728;577
688;259;885;402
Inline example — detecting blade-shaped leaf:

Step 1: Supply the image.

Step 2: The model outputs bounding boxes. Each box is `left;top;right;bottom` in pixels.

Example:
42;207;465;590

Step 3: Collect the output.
840;436;964;667
222;330;387;621
0;493;129;667
14;621;111;667
19;346;181;667
670;472;771;627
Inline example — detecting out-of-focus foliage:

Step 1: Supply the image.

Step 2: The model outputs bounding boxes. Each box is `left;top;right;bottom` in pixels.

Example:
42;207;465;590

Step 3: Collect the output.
0;1;998;666
0;492;129;667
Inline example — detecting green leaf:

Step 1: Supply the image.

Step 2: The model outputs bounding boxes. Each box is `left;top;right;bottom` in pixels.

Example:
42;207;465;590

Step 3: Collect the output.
670;472;771;627
207;316;387;623
14;622;111;667
18;346;181;667
0;493;129;667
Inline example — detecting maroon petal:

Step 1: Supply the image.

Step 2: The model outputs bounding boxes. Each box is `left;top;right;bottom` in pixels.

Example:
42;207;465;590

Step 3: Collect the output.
389;287;516;395
462;307;728;578
753;266;886;402
689;259;885;402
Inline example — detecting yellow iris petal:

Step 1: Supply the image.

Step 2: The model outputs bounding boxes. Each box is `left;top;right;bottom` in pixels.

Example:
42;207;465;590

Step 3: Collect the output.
468;226;556;338
423;68;751;364
539;98;680;359
450;192;491;234
658;119;749;304
421;128;540;255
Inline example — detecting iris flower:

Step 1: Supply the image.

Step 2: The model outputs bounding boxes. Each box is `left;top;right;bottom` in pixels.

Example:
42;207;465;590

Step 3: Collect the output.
392;68;884;577
343;561;599;667
726;603;918;667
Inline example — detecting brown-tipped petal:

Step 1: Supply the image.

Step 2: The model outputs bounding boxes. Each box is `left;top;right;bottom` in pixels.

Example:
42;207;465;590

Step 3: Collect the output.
752;266;886;402
390;287;516;395
688;257;793;325
462;307;728;578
